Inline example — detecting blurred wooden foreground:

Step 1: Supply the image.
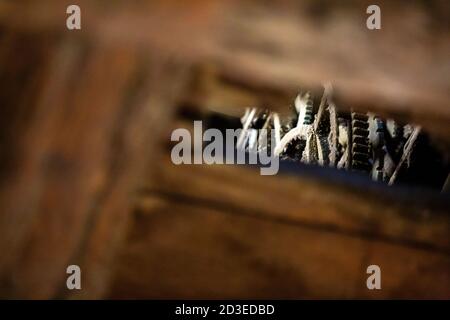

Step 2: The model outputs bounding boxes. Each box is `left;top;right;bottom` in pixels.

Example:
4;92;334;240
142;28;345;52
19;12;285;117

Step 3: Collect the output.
0;0;449;299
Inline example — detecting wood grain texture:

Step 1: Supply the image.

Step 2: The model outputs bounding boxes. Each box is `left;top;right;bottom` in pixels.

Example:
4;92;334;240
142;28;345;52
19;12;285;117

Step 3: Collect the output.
2;0;449;142
0;30;190;298
142;151;450;254
108;146;449;298
110;196;450;299
0;0;448;299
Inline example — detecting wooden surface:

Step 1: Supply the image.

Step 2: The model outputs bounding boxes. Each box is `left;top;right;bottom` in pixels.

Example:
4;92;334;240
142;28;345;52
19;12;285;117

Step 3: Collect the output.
2;0;450;143
0;30;190;298
0;0;449;299
111;197;450;299
108;152;450;299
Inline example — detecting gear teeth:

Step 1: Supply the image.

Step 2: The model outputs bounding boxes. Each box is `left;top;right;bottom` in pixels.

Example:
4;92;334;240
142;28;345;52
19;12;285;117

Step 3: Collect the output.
303;100;314;125
352;113;369;121
352;161;372;172
237;92;446;190
352;120;369;130
351;112;371;172
353;152;370;162
353;127;369;137
353;136;368;145
352;143;369;154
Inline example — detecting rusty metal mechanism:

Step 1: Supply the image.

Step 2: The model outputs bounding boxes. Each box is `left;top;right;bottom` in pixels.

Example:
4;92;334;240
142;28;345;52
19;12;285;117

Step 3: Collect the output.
236;86;449;191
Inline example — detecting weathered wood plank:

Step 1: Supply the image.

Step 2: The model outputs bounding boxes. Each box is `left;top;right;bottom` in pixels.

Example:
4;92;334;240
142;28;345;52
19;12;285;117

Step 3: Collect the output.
64;55;191;299
0;35;87;296
0;29;191;298
2;0;449;142
110;197;450;299
0;0;448;300
0;40;140;298
142;152;450;254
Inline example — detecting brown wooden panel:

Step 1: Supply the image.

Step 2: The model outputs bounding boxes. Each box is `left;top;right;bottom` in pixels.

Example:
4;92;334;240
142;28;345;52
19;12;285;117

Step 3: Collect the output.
0;29;190;298
143;154;450;254
0;0;448;300
64;56;191;299
0;40;139;298
110;197;450;299
2;0;449;142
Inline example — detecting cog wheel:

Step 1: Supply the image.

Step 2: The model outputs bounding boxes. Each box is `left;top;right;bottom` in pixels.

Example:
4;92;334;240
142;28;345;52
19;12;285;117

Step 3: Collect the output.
351;112;371;172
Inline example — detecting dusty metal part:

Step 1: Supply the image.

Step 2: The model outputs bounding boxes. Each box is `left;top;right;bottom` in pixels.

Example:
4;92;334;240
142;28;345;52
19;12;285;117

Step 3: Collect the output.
369;114;385;181
257;112;273;152
368;114;397;182
313;83;332;132
317;134;330;166
234;86;448;189
273;113;282;147
313;85;333;166
303;131;319;164
327;101;338;167
336;118;351;170
388;126;421;186
295;92;314;127
237;107;257;150
274;92;314;157
351;112;371;172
